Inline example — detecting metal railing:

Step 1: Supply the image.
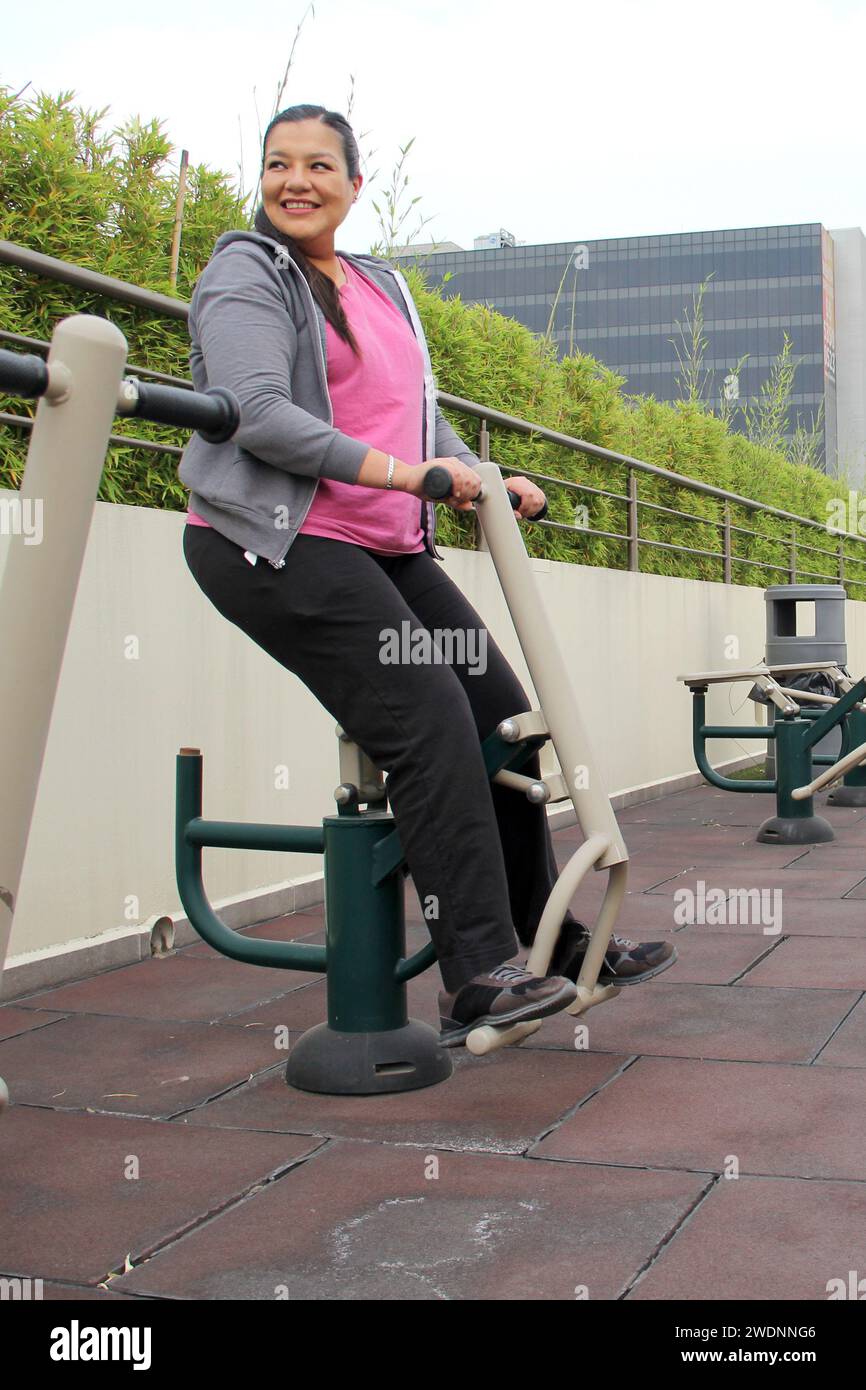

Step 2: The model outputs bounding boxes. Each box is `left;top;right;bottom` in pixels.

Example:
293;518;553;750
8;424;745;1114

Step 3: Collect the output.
3;237;865;593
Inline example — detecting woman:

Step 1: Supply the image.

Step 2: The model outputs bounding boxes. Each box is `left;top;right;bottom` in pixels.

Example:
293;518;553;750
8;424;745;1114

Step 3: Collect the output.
179;103;675;1048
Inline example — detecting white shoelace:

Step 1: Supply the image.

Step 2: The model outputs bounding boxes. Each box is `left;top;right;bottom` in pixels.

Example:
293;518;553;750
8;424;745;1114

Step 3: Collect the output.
488;963;532;984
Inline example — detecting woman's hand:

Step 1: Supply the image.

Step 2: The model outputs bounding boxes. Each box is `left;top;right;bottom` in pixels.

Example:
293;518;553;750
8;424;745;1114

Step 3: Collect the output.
504;476;547;519
401;457;482;511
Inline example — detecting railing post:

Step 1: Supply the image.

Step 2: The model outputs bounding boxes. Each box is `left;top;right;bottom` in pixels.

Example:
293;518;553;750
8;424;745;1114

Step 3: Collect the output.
475;418;491;552
839;536;845;586
723;500;732;584
789;526;797;583
627;469;639;572
478;417;490;462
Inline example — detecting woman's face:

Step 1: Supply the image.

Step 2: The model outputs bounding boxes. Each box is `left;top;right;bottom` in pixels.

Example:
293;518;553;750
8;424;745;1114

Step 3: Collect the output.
261;119;362;258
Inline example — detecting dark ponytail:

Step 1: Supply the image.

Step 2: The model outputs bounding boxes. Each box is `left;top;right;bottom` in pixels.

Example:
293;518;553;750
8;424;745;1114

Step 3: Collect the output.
256;104;362;358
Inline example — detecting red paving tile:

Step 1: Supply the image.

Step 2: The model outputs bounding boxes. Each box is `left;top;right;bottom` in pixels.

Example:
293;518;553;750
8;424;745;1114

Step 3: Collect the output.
814;997;866;1067
111;1140;709;1301
647;867;866;899
0;1005;67;1042
522;981;856;1062
179;1047;629;1152
628;1176;866;1301
532;1056;866;1179
12;953;319;1024
0;1013;286;1117
639;928;774;985
0;1107;322;1285
738;898;866;937
3;778;865;1300
738;936;866;990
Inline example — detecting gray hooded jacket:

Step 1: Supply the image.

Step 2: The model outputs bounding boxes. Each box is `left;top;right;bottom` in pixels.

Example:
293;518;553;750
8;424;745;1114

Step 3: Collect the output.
178;229;482;567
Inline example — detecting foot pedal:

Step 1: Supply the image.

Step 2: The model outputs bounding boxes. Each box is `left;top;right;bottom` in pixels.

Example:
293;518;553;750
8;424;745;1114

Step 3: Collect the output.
465;1018;542;1056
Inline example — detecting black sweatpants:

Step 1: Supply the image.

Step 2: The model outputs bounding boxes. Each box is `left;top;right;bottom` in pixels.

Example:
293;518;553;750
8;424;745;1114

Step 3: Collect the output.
182;524;577;991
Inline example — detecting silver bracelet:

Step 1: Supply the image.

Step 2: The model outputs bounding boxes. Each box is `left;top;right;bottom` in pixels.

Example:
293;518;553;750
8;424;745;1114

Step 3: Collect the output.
385;454;395;489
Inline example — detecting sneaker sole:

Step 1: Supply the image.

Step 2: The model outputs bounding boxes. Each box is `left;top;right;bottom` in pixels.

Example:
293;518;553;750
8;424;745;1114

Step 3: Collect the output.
438;980;577;1048
596;945;679;987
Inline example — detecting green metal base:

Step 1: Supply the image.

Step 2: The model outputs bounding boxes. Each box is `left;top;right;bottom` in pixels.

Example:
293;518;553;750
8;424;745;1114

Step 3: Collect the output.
827;784;866;807
756;814;834;844
286;1019;453;1096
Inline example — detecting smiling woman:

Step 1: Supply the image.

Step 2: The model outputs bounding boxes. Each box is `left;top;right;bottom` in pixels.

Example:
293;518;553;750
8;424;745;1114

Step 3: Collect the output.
177;99;674;1049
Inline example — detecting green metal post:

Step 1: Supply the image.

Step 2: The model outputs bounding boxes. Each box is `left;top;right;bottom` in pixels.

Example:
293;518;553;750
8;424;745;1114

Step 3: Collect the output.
759;717;833;843
828;705;866;806
322;813;408;1033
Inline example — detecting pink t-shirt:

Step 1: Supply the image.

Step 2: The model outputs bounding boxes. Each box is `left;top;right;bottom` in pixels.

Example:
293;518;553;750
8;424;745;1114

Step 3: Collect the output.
186;255;427;555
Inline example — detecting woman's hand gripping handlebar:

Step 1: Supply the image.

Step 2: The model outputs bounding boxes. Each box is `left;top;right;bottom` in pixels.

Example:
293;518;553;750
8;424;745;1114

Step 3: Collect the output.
419;462;549;520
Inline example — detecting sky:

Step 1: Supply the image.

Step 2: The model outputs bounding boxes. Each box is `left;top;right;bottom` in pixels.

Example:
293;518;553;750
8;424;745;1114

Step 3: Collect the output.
3;0;865;253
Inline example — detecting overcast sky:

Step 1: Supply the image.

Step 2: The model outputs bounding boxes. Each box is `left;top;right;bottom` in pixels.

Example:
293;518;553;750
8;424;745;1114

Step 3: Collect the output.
3;0;864;254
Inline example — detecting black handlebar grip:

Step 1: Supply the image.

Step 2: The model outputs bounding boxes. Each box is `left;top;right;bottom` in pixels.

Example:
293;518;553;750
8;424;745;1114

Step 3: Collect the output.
0;349;50;400
130;380;240;443
422;464;455;499
421;464;548;520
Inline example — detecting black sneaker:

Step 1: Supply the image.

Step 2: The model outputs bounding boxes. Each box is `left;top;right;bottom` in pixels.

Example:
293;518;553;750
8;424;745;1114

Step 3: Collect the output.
550;921;677;986
438;963;577;1048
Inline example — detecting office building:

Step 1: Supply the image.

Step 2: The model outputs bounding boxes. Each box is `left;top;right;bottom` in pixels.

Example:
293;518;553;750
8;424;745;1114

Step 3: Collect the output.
397;224;866;481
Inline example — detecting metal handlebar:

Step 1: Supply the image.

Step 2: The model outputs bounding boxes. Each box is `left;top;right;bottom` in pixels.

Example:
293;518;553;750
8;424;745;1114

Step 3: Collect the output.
0;346;240;444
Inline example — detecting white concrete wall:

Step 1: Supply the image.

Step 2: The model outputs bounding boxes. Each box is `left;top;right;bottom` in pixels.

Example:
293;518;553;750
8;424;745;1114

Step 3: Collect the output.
831;227;866;488
4;493;866;990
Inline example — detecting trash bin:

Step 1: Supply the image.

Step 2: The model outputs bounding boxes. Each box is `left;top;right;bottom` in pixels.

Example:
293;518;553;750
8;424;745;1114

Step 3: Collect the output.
760;585;847;777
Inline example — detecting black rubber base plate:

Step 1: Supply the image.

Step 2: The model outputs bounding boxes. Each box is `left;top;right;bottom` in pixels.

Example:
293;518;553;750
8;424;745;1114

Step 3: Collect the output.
286;1019;453;1096
827;786;866;807
756;814;834;844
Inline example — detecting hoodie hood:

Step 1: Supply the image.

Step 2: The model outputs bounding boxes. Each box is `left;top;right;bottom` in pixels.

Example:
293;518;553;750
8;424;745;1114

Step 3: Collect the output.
209;228;393;278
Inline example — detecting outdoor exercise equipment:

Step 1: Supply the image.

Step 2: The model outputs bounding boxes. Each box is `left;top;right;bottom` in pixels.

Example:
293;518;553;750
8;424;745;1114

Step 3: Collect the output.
176;460;629;1093
0;314;630;1105
678;662;866;843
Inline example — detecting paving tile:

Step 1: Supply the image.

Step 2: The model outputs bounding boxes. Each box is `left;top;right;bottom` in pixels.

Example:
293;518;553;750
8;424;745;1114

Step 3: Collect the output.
814;997;866;1067
628;1175;866;1300
0;1013;286;1117
533;1056;866;1179
521;982;857;1062
783;845;866;870
748;897;866;937
0;1005;67;1043
648;867;866;900
12;954;320;1024
180;1047;629;1153
611;830;801;862
640;844;813;869
807;824;866;848
640;928;775;985
737;935;866;989
0;1107;322;1285
111;1139;708;1300
210;971;443;1033
591;895;689;934
552;854;703;895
